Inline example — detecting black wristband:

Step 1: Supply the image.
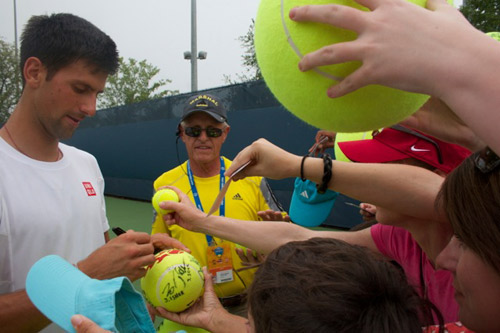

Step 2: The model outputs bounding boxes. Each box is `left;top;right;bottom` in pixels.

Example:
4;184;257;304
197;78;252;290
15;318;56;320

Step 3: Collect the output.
300;155;308;181
317;153;332;194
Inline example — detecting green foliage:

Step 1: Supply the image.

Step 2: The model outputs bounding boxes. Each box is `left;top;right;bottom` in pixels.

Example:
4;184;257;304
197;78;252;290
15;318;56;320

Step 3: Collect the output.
460;0;500;33
224;19;262;84
98;57;178;109
0;38;22;123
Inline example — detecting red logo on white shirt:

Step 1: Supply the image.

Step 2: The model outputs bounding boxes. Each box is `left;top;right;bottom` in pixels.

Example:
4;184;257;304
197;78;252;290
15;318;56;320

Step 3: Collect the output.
82;182;96;196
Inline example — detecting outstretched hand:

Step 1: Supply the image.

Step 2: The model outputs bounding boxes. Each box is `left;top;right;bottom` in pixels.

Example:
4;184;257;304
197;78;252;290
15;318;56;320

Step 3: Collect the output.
78;230;155;281
290;0;475;98
154;267;234;331
257;209;291;222
309;130;337;155
160;186;209;233
225;139;300;181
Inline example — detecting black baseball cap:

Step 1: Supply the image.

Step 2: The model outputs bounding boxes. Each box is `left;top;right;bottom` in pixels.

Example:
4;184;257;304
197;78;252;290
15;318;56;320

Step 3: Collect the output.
181;94;227;123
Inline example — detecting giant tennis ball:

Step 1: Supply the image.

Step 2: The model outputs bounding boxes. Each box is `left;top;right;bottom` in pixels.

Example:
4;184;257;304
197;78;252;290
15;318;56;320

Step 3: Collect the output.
255;0;431;132
486;31;500;42
141;249;204;313
152;189;179;215
334;131;373;162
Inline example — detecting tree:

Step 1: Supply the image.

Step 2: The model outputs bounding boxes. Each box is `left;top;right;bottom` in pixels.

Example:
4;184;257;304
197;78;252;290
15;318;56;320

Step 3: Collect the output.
224;19;262;84
98;57;178;109
460;0;500;33
0;38;22;123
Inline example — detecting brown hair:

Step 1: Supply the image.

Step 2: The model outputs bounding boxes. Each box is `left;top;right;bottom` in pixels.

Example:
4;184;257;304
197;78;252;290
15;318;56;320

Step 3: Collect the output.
247;238;424;333
437;154;500;273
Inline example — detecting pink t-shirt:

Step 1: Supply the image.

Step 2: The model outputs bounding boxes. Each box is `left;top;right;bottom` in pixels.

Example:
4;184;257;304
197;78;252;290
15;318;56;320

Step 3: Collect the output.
371;224;459;323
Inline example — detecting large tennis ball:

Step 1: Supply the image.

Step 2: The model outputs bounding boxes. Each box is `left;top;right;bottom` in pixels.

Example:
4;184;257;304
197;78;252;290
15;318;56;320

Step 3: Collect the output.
152;188;179;215
141;249;204;313
486;31;500;41
334;131;373;162
255;0;430;132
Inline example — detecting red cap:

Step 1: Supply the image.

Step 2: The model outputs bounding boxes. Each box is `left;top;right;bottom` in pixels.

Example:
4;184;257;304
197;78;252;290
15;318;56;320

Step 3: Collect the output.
337;125;471;173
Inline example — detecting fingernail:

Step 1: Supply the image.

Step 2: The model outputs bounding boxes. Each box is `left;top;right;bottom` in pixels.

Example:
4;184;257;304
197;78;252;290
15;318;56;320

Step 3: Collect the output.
71;314;83;327
327;88;337;98
289;7;296;19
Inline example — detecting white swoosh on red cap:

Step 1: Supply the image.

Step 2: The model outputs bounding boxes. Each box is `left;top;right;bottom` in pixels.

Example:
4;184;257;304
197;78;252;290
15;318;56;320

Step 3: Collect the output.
411;145;431;152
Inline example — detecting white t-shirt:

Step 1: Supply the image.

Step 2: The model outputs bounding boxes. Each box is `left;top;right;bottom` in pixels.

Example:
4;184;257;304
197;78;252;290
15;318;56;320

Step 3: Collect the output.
0;137;109;294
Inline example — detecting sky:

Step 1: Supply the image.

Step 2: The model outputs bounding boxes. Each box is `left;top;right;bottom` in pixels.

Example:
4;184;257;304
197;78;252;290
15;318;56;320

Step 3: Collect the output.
0;0;260;94
0;0;462;95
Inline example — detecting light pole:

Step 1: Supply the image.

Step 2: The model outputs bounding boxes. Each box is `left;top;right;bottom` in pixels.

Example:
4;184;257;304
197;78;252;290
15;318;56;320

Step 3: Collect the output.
184;0;207;92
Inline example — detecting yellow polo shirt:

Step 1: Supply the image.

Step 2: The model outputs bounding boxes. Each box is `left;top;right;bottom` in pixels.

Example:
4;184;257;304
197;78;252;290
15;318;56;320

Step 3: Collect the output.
152;157;269;298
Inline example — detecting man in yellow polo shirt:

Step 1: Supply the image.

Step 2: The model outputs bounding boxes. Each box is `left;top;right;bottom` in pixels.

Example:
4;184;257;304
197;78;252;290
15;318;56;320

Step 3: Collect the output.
152;93;283;316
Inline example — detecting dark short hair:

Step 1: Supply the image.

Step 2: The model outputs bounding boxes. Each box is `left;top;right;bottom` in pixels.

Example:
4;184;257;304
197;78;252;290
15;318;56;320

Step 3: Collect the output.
248;237;424;333
20;13;119;84
438;154;500;274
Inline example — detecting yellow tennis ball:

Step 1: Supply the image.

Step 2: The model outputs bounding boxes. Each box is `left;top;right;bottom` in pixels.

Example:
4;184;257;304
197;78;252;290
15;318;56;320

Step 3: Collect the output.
235;243;258;258
334;131;373;162
157;319;209;333
255;0;431;132
152;189;179;215
141;249;204;313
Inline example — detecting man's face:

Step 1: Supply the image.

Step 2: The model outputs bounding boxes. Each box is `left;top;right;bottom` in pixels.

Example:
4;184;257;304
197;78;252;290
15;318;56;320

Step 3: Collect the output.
32;59;107;140
180;112;229;167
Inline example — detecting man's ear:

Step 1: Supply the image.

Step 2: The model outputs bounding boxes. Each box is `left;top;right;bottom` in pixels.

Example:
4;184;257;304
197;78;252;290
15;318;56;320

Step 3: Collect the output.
23;57;45;88
222;125;230;143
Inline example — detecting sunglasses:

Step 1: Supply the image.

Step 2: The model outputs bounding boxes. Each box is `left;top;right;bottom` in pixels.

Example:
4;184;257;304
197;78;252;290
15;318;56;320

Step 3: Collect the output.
387;125;444;164
474;147;500;173
184;126;224;138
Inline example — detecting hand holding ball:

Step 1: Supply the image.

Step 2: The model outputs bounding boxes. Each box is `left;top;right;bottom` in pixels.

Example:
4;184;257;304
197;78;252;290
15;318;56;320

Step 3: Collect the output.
152;189;179;215
141;249;204;313
255;0;431;132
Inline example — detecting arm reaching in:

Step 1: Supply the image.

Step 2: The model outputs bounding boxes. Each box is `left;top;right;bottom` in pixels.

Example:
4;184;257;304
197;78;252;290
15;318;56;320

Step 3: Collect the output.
162;186;377;255
400;97;485;152
290;0;500;154
226;139;444;222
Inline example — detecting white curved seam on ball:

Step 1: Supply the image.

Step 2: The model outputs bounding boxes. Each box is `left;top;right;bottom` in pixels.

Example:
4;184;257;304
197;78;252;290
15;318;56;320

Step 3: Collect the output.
280;0;344;82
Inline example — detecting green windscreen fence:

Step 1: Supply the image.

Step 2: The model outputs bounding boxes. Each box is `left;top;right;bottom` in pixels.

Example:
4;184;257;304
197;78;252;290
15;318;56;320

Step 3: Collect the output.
62;80;362;229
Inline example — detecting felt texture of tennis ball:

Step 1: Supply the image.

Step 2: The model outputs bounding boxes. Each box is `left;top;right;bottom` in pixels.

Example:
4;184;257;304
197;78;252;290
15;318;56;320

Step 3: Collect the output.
255;0;432;132
334;131;373;162
235;243;258;258
152;189;179;215
157;319;209;333
486;31;500;42
141;249;204;313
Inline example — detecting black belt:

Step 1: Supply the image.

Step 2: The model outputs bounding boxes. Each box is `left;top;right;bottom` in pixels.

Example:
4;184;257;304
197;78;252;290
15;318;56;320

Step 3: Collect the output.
219;294;245;307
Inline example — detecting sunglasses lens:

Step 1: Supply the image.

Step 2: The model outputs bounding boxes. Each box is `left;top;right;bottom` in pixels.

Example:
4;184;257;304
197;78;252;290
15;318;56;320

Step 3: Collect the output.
184;127;222;138
207;128;222;137
185;127;201;137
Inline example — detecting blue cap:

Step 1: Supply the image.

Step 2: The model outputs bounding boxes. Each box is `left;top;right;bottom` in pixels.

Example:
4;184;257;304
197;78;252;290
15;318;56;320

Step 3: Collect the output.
26;255;155;333
289;178;338;227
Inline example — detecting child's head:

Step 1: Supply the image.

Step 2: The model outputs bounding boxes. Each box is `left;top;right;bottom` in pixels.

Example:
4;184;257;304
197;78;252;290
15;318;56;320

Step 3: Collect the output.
247;237;424;333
